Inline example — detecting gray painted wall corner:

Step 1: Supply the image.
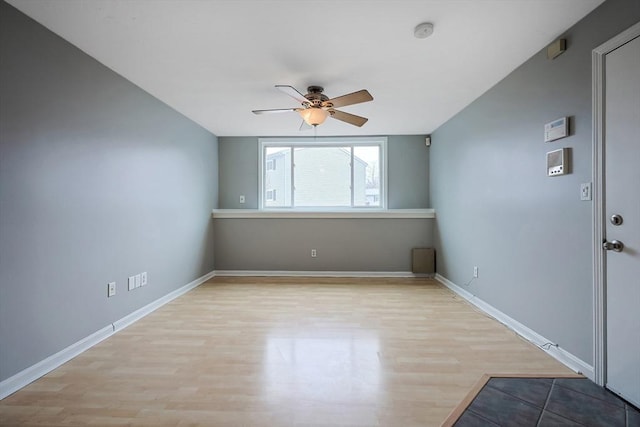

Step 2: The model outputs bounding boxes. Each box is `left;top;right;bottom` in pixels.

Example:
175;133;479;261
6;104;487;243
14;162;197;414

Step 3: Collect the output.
429;0;640;365
0;1;218;381
215;135;432;271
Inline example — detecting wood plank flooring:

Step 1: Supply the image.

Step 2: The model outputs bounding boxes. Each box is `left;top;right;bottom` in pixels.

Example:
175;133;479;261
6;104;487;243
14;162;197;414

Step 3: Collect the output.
0;277;574;426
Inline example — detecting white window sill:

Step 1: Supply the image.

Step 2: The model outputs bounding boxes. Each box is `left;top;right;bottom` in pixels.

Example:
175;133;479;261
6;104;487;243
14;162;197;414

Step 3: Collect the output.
211;209;435;219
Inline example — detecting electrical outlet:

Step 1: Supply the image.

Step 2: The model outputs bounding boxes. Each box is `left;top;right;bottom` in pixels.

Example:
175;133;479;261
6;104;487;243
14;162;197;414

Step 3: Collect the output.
239;195;245;204
128;276;135;291
141;272;147;286
135;274;141;288
311;249;317;258
473;266;479;278
107;282;116;297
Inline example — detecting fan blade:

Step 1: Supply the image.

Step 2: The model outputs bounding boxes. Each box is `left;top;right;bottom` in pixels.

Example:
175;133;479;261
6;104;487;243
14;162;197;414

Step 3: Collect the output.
276;85;310;105
329;110;368;127
252;108;300;115
325;90;373;108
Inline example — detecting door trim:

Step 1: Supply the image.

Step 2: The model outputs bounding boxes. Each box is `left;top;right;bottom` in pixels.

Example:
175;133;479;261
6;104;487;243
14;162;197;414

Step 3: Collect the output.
592;21;640;387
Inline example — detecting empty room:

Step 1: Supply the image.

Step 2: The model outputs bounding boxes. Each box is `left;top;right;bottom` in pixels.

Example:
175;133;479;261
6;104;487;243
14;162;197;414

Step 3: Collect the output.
1;0;639;425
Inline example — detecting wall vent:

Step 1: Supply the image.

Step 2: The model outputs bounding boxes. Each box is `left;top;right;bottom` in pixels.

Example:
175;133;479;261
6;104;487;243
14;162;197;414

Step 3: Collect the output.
412;248;435;274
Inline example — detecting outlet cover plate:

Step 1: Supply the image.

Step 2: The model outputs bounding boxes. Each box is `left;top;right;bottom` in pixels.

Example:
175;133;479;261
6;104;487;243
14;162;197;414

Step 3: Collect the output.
108;282;116;297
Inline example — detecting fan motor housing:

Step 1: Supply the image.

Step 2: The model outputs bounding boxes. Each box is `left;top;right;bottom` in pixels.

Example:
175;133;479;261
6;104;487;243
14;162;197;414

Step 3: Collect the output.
305;86;329;105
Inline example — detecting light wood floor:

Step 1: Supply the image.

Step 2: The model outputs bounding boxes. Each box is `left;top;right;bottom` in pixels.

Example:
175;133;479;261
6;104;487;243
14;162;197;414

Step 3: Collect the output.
0;277;573;426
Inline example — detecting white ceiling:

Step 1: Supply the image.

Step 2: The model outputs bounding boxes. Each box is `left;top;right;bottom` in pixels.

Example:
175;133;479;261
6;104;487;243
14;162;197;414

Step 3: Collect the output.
7;0;604;137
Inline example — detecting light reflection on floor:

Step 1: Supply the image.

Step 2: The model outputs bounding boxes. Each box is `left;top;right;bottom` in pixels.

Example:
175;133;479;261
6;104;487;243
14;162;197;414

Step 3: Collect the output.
263;332;382;405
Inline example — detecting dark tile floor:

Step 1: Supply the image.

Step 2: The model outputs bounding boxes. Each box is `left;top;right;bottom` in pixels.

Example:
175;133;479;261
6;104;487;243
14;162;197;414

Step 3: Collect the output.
454;377;640;427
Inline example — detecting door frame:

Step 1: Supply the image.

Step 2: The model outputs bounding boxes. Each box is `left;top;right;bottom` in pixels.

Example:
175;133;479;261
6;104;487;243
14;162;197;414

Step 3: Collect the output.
592;21;640;387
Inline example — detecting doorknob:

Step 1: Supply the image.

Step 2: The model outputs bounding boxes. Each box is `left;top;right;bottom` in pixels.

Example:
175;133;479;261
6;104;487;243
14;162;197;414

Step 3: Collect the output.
603;240;624;252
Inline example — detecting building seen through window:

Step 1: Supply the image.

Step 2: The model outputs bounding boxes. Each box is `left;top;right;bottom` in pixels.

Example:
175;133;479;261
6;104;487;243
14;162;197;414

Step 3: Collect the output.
261;138;385;209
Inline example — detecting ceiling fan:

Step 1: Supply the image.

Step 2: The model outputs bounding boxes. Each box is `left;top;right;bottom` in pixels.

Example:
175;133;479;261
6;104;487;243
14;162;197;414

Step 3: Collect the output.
252;85;373;128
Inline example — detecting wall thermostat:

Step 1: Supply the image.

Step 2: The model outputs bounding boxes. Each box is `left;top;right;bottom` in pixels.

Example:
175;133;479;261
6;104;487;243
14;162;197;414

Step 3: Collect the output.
545;117;568;142
547;148;569;176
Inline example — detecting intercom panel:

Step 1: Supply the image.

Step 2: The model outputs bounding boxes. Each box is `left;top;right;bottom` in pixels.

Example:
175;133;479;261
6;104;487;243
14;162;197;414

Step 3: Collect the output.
547;148;569;176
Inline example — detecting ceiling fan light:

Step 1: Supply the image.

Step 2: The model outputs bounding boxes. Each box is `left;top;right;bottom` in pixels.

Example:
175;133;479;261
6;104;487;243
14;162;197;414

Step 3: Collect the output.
299;108;329;126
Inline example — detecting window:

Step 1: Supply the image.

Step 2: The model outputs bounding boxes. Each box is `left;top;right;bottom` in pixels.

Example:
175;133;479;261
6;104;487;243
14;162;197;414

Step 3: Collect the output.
260;137;387;209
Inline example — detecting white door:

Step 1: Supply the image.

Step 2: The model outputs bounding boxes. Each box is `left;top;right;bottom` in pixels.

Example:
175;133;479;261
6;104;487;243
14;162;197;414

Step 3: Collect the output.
604;33;640;408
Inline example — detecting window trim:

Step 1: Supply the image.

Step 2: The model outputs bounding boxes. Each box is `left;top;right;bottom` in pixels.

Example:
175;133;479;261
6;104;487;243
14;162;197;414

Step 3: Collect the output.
259;137;388;210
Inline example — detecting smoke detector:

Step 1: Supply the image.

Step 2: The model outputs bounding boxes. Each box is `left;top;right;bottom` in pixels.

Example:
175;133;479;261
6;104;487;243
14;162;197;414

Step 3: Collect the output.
414;22;434;39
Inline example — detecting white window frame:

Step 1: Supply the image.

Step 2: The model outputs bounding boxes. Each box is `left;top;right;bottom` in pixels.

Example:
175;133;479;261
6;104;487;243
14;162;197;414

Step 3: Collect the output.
259;136;388;210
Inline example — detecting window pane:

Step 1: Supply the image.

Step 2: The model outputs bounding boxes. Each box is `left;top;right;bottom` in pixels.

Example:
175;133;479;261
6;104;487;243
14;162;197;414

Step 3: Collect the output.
261;138;386;210
264;147;291;207
293;147;351;207
354;146;380;207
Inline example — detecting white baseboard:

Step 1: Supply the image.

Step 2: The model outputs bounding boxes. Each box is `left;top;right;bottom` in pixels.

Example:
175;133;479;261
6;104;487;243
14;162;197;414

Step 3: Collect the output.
435;274;594;380
0;270;215;400
113;270;215;331
8;270;582;401
0;325;114;401
214;270;433;278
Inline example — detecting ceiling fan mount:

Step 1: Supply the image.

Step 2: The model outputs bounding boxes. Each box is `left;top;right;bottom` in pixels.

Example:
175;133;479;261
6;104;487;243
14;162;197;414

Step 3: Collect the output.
252;85;373;128
303;86;329;106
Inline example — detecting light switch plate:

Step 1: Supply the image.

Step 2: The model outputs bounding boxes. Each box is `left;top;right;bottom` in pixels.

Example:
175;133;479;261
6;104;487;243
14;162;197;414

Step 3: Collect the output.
128;276;135;291
581;183;592;201
141;272;147;286
135;274;141;288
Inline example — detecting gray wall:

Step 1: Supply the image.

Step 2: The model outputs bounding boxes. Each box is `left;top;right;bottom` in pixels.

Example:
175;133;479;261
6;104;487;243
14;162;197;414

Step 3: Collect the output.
219;137;260;208
0;2;218;381
215;218;433;271
218;135;430;209
430;0;640;365
216;135;431;271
